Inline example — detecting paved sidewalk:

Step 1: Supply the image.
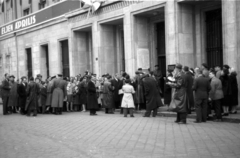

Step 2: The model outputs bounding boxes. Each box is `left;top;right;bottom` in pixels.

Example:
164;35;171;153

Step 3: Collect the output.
0;107;240;158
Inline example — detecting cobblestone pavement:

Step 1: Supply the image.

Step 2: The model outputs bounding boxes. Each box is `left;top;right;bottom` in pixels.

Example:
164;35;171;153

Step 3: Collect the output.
0;108;240;158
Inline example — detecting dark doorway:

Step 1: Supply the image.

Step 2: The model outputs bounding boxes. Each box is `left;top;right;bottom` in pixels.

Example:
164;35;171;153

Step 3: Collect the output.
60;40;70;77
41;45;50;78
206;8;223;68
26;48;33;79
156;22;166;93
120;28;125;72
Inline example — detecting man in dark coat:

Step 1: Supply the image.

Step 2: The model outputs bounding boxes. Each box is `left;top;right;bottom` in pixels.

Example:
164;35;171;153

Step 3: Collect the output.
167;64;188;124
1;73;11;115
192;69;211;123
183;66;194;114
142;74;163;117
134;71;146;110
153;65;163;91
17;76;28;115
86;75;99;115
51;74;67;115
111;73;121;110
25;77;40;117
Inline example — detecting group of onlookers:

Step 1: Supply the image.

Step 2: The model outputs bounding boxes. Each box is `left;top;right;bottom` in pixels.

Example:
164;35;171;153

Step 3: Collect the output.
165;63;238;124
0;63;238;123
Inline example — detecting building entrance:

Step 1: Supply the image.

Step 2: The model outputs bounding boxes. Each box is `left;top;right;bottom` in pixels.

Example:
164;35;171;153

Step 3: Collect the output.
73;27;92;75
60;40;70;77
26;48;32;79
156;21;166;94
40;44;49;79
206;8;223;68
100;18;125;75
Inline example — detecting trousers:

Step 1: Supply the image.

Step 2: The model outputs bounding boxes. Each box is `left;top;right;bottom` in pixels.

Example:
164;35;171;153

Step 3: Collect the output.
195;98;208;122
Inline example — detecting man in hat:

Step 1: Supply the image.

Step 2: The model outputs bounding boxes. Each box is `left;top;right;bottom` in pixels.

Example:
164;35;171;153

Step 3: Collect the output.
86;75;99;115
142;74;163;117
192;68;211;123
46;76;56;113
111;73;122;110
18;76;28;115
134;69;145;110
8;75;18;113
183;66;194;114
25;77;40;117
167;63;188;124
153;65;163;91
51;74;67;115
1;73;11;115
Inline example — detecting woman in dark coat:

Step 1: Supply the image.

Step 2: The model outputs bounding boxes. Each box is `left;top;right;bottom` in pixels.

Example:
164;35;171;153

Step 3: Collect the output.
229;69;238;114
79;78;87;112
86;76;99;115
134;71;145;110
25;77;40;116
220;66;232;116
164;70;173;110
102;76;115;114
8;76;19;113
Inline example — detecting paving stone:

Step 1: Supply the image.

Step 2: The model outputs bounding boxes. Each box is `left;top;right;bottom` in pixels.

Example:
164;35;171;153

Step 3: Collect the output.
0;108;240;158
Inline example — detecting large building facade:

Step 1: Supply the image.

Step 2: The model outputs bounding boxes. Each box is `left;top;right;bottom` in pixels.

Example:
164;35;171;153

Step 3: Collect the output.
0;0;240;99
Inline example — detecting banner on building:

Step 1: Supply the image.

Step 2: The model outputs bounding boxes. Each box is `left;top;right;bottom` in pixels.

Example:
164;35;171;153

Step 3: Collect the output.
0;0;80;37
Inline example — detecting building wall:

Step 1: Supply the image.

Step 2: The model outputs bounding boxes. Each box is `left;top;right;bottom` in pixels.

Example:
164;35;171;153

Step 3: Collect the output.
0;19;68;81
0;0;239;101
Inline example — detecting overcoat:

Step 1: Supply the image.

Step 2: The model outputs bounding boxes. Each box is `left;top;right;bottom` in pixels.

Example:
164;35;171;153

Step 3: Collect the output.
134;75;145;104
142;76;163;111
121;84;135;108
102;80;114;109
1;79;11;97
46;80;54;106
184;71;194;107
111;78;121;103
164;76;172;105
51;78;67;108
87;80;99;110
229;72;238;106
192;76;211;99
79;81;87;105
8;81;18;107
40;86;47;107
220;74;232;106
25;81;40;111
209;77;223;100
169;71;187;113
17;82;27;109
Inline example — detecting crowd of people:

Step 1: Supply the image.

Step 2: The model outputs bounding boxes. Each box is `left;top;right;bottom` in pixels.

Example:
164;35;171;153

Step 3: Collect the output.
0;66;163;118
0;63;238;124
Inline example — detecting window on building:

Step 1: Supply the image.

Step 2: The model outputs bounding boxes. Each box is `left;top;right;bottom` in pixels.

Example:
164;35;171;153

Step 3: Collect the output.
39;0;46;10
23;8;30;16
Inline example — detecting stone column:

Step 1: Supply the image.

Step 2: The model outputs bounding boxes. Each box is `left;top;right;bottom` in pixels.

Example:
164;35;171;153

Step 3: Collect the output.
165;1;178;65
177;3;195;68
123;10;135;76
222;0;237;69
92;21;100;76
